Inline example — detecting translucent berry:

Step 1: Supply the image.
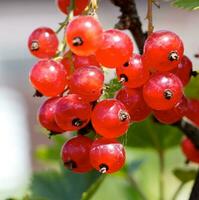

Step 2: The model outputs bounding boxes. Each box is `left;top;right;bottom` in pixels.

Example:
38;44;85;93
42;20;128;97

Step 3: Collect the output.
181;138;199;163
116;54;149;88
173;55;192;86
56;0;89;15
73;54;100;69
185;99;199;127
143;30;184;72
61;135;93;173
66;16;103;56
69;66;104;102
95;29;133;68
90;138;125;174
28;27;58;58
29;59;68;97
55;94;92;131
91;99;130;138
143;73;183;110
116;87;151;122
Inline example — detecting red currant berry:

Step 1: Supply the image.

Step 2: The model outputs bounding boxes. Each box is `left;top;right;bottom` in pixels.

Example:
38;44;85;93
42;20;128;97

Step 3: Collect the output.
28;27;58;59
29;59;68;97
116;87;151;122
91;99;130;138
181;138;199;163
90;138;125;174
69;66;104;102
172;55;192;86
56;0;89;15
185;99;199;127
143;73;183;110
95;29;133;68
143;30;184;72
55;94;92;131
73;54;100;69
38;97;64;133
116;54;149;88
61;135;93;173
66;16;103;56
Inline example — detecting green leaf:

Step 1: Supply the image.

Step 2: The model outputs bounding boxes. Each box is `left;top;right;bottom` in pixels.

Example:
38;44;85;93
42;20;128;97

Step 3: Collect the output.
127;159;145;174
104;78;122;98
172;0;199;10
126;117;182;150
31;170;100;200
81;175;106;200
173;168;197;183
185;77;199;98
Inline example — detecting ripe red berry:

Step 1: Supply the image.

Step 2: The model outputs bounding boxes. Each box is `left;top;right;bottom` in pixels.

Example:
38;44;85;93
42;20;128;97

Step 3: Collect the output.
55;94;92;131
91;99;130;138
185;99;199;127
143;73;183;110
73;54;100;69
181;138;199;163
173;55;192;86
61;135;93;173
56;0;89;15
66;16;103;56
116;54;149;88
69;66;104;102
28;27;59;59
143;30;184;72
90;138;125;174
95;29;133;68
38;97;64;133
29;59;68;97
116;87;151;122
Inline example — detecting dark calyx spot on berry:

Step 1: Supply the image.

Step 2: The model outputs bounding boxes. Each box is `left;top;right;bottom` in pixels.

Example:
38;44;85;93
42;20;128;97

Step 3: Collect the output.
33;90;43;97
163;89;173;100
72;118;83;127
78;121;93;135
123;61;129;67
119;74;128;83
99;163;109;174
119;110;129;121
168;51;179;61
64;160;77;170
73;37;83;46
31;40;39;51
191;70;198;77
185;159;190;165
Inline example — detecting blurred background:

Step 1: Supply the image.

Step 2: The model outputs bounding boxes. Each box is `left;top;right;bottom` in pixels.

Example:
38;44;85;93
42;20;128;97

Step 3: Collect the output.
0;0;199;199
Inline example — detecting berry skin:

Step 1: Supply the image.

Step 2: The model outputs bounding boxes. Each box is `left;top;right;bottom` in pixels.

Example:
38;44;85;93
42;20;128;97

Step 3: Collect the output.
28;27;58;59
73;54;100;69
143;30;184;72
95;29;133;68
91;99;130;138
38;97;64;133
143;73;183;110
29;59;68;97
56;0;89;15
181;138;199;163
173;55;192;86
55;94;92;131
116;54;150;88
116;87;151;122
66;16;103;56
69;66;104;102
61;135;93;173
185;99;199;127
90;138;125;174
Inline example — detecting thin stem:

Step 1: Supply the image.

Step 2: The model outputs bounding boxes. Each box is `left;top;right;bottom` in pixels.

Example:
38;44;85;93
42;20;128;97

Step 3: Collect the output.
158;150;165;200
126;173;147;200
146;0;154;36
172;183;185;200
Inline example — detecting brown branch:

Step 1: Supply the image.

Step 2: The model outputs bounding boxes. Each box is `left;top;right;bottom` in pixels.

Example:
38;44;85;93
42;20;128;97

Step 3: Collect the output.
189;170;199;200
146;0;154;35
110;0;147;54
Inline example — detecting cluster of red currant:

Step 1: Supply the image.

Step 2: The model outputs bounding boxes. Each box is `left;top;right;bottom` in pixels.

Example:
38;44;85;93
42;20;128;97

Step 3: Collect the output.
28;0;199;174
